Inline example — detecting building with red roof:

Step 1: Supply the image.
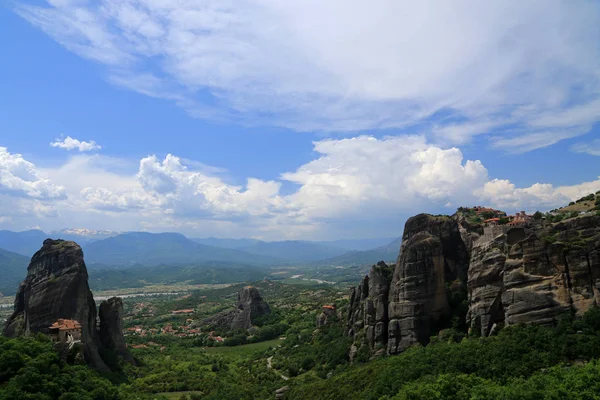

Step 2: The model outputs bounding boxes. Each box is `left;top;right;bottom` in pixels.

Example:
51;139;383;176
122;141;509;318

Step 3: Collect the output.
49;319;82;343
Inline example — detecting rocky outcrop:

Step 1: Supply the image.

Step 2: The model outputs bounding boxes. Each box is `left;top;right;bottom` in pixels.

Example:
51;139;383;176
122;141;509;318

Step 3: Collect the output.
346;261;393;354
467;215;600;336
3;239;132;372
347;215;470;355
346;212;600;356
99;297;135;364
387;214;470;353
231;286;271;330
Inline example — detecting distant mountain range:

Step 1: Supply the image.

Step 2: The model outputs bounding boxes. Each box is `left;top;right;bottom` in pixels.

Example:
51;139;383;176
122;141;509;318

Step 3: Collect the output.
313;237;402;266
0;230;48;257
83;232;283;267
192;236;396;252
0;229;401;286
0;248;29;296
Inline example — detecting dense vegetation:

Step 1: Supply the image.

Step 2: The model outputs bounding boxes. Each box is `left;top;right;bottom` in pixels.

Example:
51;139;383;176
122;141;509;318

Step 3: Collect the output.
5;279;600;399
287;308;600;399
0;334;120;400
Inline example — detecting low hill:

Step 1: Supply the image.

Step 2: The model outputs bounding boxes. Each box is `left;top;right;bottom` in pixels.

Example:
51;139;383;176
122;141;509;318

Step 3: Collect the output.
313;237;401;266
192;237;263;249
319;237;398;251
83;232;284;267
88;262;270;291
193;237;395;263
556;191;600;213
0;248;30;296
239;240;347;263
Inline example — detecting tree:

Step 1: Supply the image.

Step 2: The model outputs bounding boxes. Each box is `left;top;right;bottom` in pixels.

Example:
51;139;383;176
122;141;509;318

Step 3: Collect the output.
481;211;496;219
533;211;543;220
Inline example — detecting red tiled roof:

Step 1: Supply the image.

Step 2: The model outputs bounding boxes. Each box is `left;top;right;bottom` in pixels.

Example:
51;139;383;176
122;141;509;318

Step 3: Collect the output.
49;319;82;331
322;305;335;310
484;218;501;222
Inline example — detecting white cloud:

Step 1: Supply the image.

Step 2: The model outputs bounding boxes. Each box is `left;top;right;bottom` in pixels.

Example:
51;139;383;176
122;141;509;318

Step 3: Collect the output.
35;137;600;238
490;128;591;153
571;139;600;156
0;147;66;199
14;0;600;150
2;139;600;239
50;136;102;152
478;178;600;211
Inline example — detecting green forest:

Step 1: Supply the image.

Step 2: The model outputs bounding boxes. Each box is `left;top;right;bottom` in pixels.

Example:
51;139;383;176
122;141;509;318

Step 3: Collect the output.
4;285;600;400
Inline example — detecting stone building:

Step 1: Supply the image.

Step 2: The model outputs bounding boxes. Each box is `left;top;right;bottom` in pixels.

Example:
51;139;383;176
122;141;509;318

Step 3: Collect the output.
49;319;82;344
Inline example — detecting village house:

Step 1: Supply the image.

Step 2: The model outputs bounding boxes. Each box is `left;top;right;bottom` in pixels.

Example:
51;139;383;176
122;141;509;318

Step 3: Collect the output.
172;309;194;315
473;206;507;218
507;211;532;225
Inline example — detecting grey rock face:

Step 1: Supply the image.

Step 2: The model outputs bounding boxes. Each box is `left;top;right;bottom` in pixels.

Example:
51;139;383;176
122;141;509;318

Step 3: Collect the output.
3;239;133;371
346;261;394;353
387;214;470;353
230;286;271;330
467;215;600;336
346;212;600;357
99;297;135;364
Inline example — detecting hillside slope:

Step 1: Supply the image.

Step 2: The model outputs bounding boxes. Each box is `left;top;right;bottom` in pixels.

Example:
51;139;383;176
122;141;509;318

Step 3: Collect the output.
240;240;347;263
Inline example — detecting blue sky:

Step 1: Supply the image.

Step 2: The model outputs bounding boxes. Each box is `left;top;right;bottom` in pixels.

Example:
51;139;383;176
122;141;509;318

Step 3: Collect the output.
1;1;599;240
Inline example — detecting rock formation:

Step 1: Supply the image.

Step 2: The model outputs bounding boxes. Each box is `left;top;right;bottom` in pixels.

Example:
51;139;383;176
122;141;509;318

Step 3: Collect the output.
467;215;600;336
231;286;271;330
346;212;600;356
346;261;393;354
387;214;470;353
3;239;133;372
99;296;136;364
202;286;271;331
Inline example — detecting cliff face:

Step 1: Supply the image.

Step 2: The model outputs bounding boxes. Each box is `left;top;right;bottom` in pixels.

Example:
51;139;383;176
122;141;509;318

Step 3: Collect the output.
3;239;133;371
468;215;600;336
231;286;271;330
346;261;393;354
387;214;470;353
346;213;600;356
99;297;136;365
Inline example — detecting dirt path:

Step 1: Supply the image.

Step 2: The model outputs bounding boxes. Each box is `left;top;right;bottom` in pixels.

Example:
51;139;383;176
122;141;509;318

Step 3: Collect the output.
267;356;289;381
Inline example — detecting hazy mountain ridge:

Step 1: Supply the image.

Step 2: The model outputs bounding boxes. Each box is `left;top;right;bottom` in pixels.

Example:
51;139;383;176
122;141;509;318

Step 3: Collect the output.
0;248;30;296
83;232;285;267
0;229;48;256
312;237;402;266
0;230;403;296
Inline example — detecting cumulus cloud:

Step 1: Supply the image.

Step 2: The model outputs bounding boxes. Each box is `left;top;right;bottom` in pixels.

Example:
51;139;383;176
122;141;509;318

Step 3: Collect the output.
14;0;600;150
27;136;600;238
3;139;600;238
50;136;102;152
136;154;290;219
0;147;66;199
281;136;489;220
